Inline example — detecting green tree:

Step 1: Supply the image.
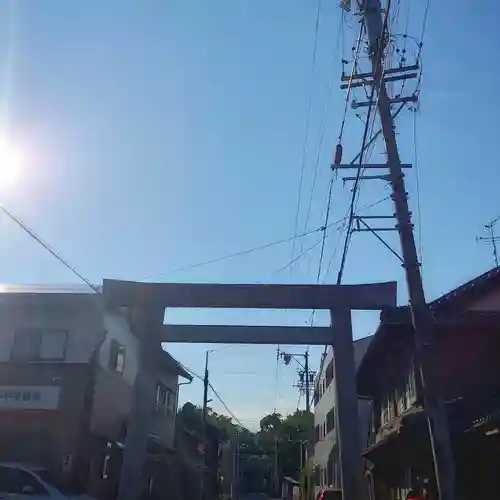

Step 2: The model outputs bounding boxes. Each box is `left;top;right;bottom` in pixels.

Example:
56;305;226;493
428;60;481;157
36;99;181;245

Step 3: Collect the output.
257;410;313;481
177;402;242;440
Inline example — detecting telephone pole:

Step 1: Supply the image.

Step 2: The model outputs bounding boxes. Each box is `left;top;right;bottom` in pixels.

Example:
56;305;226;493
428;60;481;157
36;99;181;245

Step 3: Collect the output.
304;351;310;413
477;216;500;266
356;1;457;499
277;349;315;411
277;349;314;500
200;351;210;500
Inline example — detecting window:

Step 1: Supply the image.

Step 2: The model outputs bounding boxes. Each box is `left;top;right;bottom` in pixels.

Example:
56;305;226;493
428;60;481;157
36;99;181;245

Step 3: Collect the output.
315;425;320;443
156;384;168;406
326;407;335;434
11;329;67;361
325;361;334;388
0;466;48;495
109;339;126;374
156;383;175;415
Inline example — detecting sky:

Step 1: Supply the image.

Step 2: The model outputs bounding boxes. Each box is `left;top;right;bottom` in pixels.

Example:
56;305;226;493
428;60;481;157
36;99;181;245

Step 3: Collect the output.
0;0;499;430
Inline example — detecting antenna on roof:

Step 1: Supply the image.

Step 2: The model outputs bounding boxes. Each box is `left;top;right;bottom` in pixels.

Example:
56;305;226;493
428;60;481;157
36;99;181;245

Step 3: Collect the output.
476;215;500;267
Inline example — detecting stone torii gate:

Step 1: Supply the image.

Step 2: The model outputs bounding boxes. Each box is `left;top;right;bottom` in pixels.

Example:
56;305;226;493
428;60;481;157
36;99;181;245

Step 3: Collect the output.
103;279;397;500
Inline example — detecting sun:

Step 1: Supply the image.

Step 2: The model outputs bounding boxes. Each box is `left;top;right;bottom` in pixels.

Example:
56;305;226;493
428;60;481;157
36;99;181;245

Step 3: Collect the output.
0;137;22;185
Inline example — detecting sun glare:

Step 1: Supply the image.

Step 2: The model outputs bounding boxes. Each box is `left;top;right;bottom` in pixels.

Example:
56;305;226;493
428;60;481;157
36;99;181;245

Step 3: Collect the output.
0;137;22;185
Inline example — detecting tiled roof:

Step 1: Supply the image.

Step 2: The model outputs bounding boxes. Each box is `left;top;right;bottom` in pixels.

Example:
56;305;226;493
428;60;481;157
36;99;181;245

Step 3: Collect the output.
357;265;500;396
430;265;500;311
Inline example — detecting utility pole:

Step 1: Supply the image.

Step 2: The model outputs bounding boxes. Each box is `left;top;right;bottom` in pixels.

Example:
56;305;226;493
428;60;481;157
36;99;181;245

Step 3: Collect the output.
357;1;457;499
277;349;315;411
274;435;279;497
278;349;314;500
477;216;500;266
200;351;210;500
304;351;310;413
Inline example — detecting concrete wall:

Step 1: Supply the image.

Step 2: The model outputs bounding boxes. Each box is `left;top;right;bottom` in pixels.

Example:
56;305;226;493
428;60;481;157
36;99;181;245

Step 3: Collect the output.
90;309;140;438
312;336;373;490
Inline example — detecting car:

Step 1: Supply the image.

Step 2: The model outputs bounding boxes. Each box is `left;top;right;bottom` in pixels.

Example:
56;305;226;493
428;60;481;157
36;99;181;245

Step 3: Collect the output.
316;487;342;500
0;462;66;500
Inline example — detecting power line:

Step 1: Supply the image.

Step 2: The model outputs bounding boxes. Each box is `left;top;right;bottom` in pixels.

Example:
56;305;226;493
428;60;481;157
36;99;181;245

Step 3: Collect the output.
299;15;344;260
179;361;251;432
0;203;98;293
208;381;248;430
317;4;396;370
304;19;364;332
335;4;395;287
290;0;324;273
315;175;335;284
413;108;423;266
140;225;328;281
257;237;325;283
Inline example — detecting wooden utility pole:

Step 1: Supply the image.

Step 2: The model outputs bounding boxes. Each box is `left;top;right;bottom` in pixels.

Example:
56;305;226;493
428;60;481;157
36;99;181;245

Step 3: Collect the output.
360;1;457;499
200;351;210;500
304;351;310;413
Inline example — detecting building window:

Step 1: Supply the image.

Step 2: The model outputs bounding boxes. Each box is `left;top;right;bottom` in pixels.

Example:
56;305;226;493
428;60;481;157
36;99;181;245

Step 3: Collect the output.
11;329;67;361
326;407;335;434
325;360;334;388
109;339;126;374
156;382;175;416
315;425;320;443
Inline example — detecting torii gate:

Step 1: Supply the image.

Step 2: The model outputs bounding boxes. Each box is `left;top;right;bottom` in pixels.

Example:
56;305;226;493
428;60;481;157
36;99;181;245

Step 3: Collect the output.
103;279;397;500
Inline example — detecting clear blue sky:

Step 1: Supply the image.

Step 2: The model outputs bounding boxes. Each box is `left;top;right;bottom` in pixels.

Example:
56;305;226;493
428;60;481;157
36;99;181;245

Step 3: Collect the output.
0;0;499;429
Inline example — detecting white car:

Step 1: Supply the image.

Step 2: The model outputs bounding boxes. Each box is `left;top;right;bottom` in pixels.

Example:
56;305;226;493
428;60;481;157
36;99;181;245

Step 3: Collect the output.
0;463;66;500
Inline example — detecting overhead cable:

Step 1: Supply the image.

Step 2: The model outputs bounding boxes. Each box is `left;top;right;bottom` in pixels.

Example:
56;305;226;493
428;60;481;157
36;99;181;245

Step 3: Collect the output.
140;225;329;281
299;15;344;259
290;0;325;272
0;203;98;293
179;361;251;432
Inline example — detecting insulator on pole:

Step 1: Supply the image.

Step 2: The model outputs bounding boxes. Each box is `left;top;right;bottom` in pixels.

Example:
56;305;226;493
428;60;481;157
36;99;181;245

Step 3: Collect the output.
334;143;343;165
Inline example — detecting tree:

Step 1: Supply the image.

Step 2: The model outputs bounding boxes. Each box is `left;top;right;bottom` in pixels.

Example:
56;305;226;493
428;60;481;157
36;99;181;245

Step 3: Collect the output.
259;413;283;433
177;402;241;440
257;410;313;481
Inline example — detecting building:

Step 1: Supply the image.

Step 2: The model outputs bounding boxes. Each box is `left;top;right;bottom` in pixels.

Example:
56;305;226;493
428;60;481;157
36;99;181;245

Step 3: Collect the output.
357;266;500;500
312;335;372;492
0;285;191;496
175;419;221;500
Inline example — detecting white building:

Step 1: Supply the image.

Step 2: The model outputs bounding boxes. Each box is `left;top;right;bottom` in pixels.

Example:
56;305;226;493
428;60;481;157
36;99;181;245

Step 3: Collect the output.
312;336;372;492
0;285;191;493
